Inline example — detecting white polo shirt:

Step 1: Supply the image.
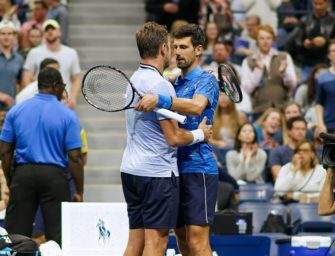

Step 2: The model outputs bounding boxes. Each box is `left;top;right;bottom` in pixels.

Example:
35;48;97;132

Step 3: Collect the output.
120;64;178;177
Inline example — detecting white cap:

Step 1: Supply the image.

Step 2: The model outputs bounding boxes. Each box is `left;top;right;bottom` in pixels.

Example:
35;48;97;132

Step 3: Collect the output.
0;20;16;31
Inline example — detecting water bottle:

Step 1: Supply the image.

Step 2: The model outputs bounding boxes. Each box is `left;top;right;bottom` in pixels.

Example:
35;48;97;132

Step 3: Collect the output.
236;219;247;234
166;249;176;256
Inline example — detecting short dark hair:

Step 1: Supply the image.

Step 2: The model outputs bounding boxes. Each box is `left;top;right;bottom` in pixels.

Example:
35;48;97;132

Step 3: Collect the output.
34;0;48;10
136;22;169;59
173;23;205;47
38;67;63;90
287;116;307;130
39;58;59;70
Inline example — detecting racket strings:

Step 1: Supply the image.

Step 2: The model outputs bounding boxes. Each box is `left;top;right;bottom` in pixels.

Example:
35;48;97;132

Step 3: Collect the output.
82;67;132;111
218;65;242;103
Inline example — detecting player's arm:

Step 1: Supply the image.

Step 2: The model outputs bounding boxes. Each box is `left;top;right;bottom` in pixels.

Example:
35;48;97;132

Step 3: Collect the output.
160;117;211;147
135;94;208;116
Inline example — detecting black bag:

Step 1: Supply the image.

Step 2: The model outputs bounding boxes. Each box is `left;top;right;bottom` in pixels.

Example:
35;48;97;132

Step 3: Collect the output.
212;209;253;235
0;234;39;255
260;213;288;233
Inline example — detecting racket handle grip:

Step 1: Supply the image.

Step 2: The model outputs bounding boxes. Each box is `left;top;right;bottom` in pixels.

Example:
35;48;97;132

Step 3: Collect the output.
154;108;187;124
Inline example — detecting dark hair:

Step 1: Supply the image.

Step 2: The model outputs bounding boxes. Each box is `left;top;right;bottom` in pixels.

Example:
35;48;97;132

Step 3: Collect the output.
34;0;48;10
39;58;59;70
38;67;63;90
136;22;169;59
286;116;307;130
234;122;258;152
306;64;328;104
173;23;205;47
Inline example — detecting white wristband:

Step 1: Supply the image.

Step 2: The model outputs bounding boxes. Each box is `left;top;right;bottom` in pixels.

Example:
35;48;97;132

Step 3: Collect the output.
189;129;205;145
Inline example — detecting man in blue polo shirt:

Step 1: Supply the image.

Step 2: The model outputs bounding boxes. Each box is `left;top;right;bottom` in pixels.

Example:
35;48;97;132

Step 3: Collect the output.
136;24;219;256
0;20;24;108
0;67;83;246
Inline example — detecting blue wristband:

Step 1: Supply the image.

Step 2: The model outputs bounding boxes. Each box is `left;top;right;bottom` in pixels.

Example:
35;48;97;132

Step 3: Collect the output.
157;94;172;110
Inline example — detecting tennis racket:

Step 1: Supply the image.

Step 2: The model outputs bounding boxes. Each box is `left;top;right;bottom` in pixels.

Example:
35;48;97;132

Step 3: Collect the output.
81;65;187;124
217;64;243;103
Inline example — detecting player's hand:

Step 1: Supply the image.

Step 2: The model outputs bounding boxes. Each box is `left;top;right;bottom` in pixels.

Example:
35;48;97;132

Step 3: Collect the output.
72;193;83;202
198;116;212;141
134;94;158;112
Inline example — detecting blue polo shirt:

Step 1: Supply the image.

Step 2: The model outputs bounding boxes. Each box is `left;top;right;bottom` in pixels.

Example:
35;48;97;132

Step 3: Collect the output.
175;66;219;174
315;70;335;130
0;94;82;168
0;50;24;103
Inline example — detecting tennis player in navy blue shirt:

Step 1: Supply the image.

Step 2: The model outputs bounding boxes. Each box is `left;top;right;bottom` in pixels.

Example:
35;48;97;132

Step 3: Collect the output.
136;24;219;256
0;67;83;246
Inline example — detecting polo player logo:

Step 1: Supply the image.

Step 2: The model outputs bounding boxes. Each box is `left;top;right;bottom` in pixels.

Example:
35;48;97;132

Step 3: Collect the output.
96;219;111;246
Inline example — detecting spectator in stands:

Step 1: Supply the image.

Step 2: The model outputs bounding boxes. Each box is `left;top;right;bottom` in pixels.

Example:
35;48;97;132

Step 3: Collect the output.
268;116;308;181
241;25;297;121
201;21;219;65
226;122;267;184
0;20;23;108
45;0;68;45
145;0;179;31
203;40;232;70
16;57;58;104
0;0;21;30
316;39;335;134
210;90;247;149
19;25;42;59
276;0;300;50
200;0;233;40
286;0;335;82
282;101;314;141
242;0;281;33
253;107;285;149
234;15;260;63
275;139;325;203
22;19;81;109
19;0;47;49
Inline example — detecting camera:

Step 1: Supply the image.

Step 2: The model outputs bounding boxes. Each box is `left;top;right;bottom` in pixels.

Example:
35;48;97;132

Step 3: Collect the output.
320;132;335;168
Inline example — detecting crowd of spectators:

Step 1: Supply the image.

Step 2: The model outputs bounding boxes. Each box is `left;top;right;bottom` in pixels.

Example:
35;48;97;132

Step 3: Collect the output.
145;0;335;209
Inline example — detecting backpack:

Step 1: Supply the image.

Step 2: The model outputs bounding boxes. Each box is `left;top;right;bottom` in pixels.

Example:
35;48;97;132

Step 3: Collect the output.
260;213;288;233
0;234;39;256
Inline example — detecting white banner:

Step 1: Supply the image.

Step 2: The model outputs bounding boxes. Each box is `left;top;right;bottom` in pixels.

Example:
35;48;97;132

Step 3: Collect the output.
62;202;129;256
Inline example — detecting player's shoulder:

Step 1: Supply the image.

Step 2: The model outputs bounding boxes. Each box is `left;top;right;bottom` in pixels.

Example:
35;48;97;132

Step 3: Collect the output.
199;70;218;83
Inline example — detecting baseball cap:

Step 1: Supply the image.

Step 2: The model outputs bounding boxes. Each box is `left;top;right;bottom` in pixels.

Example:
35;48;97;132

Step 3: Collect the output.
0;20;16;31
42;19;60;31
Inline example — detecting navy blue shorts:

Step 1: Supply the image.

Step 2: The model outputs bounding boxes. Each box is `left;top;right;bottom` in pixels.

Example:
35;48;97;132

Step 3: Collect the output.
121;172;179;229
177;173;218;227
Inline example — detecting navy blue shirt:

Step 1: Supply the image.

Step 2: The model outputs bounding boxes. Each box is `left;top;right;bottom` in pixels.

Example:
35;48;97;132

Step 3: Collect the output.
316;70;335;130
0;50;24;103
0;94;82;168
268;144;293;168
175;66;219;174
